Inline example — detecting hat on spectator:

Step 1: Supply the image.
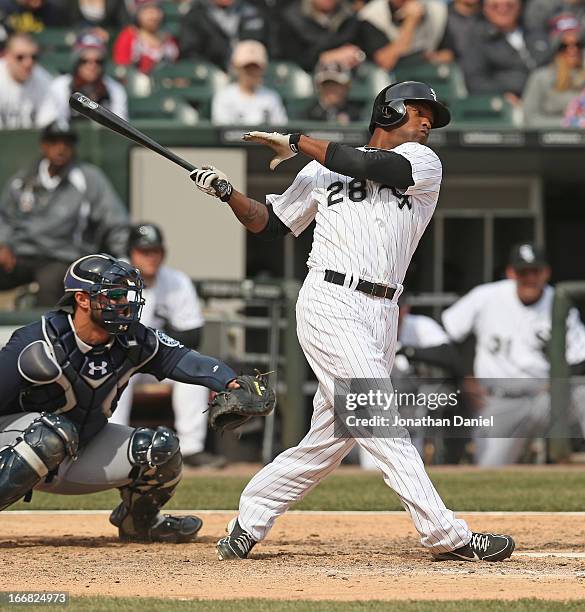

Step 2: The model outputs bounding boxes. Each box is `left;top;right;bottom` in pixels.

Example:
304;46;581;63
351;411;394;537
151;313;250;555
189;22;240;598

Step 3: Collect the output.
549;13;581;38
40;120;78;143
509;243;548;270
314;62;351;86
73;31;107;59
231;40;268;68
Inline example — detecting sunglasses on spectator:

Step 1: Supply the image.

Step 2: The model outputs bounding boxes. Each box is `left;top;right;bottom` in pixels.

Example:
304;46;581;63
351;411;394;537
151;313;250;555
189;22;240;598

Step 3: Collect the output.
79;58;105;66
560;41;584;51
15;53;38;62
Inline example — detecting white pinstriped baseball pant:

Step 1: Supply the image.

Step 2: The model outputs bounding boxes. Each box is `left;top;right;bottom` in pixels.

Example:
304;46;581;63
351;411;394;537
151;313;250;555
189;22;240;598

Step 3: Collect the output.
239;269;471;553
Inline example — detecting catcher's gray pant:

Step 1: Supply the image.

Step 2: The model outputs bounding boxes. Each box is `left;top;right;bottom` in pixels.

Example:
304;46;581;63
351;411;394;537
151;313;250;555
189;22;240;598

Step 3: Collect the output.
0;413;134;495
237;269;471;554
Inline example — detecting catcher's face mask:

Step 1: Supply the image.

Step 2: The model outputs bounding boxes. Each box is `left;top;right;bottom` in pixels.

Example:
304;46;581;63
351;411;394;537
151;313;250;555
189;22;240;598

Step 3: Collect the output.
84;260;145;335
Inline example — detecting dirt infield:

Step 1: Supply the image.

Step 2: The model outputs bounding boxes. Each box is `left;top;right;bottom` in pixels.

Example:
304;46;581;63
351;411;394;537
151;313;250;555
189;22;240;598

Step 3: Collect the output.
1;512;585;601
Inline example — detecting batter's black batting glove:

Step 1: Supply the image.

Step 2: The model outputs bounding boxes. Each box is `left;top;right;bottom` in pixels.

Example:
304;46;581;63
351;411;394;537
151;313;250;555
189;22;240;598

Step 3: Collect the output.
242;131;301;170
190;165;233;202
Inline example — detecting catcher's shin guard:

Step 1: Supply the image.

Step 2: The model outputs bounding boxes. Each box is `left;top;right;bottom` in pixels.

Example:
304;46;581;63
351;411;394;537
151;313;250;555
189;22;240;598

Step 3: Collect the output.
0;413;79;511
110;426;202;542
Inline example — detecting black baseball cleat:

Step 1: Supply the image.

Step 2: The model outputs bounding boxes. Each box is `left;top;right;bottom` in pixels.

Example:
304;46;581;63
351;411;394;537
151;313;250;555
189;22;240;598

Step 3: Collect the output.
118;514;203;543
216;517;257;560
433;532;515;562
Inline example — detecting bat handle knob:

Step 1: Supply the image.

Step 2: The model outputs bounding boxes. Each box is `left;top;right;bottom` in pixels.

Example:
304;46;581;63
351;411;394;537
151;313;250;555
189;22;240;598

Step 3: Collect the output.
212;178;232;202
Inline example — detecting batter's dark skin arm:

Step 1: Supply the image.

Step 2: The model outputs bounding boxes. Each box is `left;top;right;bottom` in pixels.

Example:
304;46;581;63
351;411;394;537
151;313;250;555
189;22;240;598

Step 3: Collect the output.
226;190;269;233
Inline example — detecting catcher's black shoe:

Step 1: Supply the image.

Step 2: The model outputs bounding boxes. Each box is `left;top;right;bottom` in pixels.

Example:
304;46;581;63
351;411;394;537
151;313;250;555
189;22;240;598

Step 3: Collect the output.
118;514;203;543
433;532;515;562
216;517;257;560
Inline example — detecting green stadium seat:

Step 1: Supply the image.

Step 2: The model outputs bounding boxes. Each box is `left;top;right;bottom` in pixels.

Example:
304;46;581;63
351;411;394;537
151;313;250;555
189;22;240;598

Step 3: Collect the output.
151;60;228;119
393;61;467;103
264;62;314;100
105;62;154;97
284;97;317;120
39;50;73;75
448;95;520;127
348;62;392;102
128;94;199;125
34;27;77;52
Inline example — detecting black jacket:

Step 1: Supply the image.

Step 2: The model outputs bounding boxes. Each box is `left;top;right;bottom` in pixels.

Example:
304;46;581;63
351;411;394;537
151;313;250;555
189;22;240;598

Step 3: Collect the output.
179;0;268;70
279;1;388;72
462;19;539;97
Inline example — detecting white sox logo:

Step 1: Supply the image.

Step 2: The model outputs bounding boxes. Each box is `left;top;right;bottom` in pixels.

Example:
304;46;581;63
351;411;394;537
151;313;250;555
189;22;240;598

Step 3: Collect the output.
429;88;437;101
87;361;108;376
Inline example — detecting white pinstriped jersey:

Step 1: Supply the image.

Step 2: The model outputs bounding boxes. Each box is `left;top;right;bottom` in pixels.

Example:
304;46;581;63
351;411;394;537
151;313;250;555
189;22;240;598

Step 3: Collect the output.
268;141;442;285
442;279;585;378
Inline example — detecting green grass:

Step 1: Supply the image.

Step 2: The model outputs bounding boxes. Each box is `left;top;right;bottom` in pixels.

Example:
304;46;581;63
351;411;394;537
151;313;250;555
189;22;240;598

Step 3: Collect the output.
1;598;583;612
8;469;585;512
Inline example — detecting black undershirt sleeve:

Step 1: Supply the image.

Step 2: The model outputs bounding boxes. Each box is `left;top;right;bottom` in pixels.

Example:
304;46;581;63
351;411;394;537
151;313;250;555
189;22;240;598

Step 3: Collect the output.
163;325;201;351
324;143;415;188
255;204;292;241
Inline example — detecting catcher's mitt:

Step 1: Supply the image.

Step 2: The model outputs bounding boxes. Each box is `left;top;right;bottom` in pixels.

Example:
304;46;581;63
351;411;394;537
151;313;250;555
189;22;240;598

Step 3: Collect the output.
208;373;276;432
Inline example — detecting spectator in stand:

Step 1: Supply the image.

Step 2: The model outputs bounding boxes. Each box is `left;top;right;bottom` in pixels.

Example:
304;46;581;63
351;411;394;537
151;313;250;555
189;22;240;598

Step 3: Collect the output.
279;0;390;72
179;0;268;71
563;83;585;127
302;62;362;123
523;17;585;127
211;40;287;125
524;0;585;65
444;0;481;60
0;32;57;128
0;121;129;306
359;0;455;70
113;0;179;74
0;0;67;44
50;30;128;121
63;0;132;29
462;0;540;105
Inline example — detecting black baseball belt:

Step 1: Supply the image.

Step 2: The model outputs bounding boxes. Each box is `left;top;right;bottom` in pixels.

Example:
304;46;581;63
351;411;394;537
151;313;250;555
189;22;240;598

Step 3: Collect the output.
324;269;398;300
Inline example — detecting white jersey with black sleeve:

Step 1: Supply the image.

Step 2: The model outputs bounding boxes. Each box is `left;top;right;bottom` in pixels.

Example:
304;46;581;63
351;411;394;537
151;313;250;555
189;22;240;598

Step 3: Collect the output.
442;279;585;379
267;142;442;286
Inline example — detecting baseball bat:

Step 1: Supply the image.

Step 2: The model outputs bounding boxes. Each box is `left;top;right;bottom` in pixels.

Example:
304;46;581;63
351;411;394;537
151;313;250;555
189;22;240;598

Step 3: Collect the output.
69;92;228;192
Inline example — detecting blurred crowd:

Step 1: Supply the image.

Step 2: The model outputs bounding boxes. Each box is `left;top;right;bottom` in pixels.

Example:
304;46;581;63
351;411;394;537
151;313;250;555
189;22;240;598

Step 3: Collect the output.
2;0;585;128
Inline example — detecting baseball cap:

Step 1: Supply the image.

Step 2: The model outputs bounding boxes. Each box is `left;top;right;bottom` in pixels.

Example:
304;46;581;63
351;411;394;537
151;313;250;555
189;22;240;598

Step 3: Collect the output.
231;40;268;69
509;243;548;270
128;223;165;251
40;120;78;143
314;62;351;86
73;30;107;58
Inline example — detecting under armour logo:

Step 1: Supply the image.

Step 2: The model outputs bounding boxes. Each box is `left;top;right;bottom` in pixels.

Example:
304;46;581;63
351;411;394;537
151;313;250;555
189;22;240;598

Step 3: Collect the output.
88;361;108;376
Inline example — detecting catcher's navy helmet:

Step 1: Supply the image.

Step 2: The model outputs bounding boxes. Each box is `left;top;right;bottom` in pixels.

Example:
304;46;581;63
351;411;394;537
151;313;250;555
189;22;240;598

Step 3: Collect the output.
369;81;451;134
58;253;145;334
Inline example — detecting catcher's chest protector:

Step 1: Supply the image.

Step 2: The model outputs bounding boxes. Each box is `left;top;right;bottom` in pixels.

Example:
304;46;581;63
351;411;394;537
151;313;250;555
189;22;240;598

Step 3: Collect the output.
19;312;158;444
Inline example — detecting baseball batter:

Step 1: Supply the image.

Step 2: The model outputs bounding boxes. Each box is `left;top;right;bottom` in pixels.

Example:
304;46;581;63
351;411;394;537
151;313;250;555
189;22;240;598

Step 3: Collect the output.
442;243;585;465
192;81;515;562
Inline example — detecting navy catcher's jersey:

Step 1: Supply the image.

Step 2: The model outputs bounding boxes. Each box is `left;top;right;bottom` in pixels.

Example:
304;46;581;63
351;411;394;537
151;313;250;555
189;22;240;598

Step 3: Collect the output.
0;311;190;444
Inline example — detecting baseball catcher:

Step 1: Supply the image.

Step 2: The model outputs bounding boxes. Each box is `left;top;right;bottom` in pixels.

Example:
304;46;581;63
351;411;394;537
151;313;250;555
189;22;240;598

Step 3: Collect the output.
0;253;274;542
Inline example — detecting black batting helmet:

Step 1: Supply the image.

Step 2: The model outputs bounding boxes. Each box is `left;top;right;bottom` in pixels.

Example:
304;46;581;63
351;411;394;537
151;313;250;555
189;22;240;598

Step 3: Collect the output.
57;253;144;334
369;81;451;134
127;223;165;254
